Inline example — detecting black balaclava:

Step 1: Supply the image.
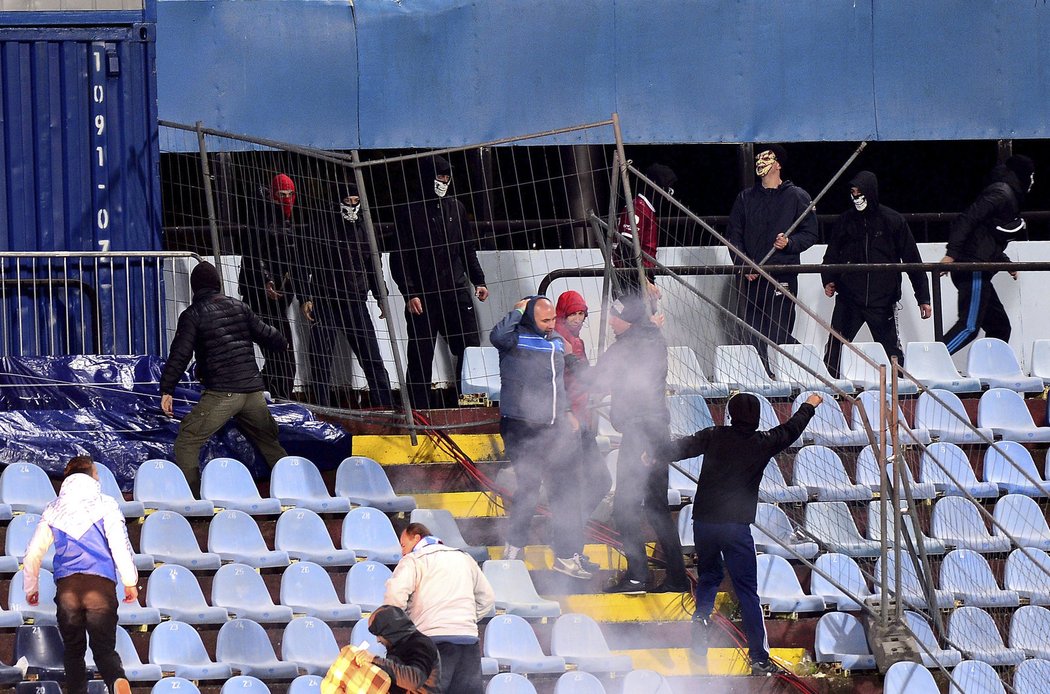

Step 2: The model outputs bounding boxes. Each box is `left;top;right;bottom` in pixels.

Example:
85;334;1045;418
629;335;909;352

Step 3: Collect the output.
340;181;361;222
727;392;760;431
848;170;880;214
1005;155;1035;196
190;262;222;295
368;605;419;647
645;163;678;193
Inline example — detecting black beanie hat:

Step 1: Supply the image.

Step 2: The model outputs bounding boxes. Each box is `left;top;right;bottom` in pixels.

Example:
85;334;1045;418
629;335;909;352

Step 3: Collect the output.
645;163;678;191
727;392;760;431
190;262;222;294
1005;155;1035;185
758;144;788;169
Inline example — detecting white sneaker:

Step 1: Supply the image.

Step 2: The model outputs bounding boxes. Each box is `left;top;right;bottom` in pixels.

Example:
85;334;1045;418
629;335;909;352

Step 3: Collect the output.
553;554;593;580
502;543;521;560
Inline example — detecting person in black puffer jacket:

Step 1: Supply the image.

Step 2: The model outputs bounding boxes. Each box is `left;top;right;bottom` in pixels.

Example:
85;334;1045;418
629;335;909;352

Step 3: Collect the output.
940;155;1034;354
160;261;289;494
365;605;441;694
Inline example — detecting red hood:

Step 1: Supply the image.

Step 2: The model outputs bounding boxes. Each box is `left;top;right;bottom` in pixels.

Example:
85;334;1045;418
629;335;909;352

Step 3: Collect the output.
271;173;296;219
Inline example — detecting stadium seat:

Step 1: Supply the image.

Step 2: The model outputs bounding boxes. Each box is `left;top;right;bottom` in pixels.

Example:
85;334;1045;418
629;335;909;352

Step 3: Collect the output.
335;456;416;513
814;612;876;670
666;345;730;398
483;614;566;674
993;494;1050;549
14;624;67;678
270;456;351;514
883;661;939;694
874;554;955;610
201;458;282;516
804;502;880;557
713;344;792;398
10;569;57;624
751;503;819;559
280;561;362;621
145;564;229;624
151;679;202;694
967;337;1044;392
949;660;1006;694
482;560;561;618
1031;340;1050;385
947;606;1026;666
978;388;1050;442
0;463;55;514
96;462;145;518
149;620;234;680
771;343;855;394
482;657;499;676
667;394;716;437
810;552;880;612
215;618;301;679
756;554;826;613
287;676;322;694
791;445;872;502
1008;604;1050;659
839;342;919;394
275;508;357;567
668;455;701;502
984;441;1050;496
1004;547;1050;605
212;563;294;623
791;392;870;448
867;502;947;555
350;618;386;657
854;446;937;499
724;391;782;431
678;503;694;553
344;560;393;613
901;610;962;669
208;509;290;569
7;513;54;570
620;669;673;694
550;613;632;673
930;496;1012;553
1014;657;1050;694
553;671;606;694
904;342;982;393
939;549;1020;608
134;459;215;516
16;682;61;694
0;597;23;628
139;511;214;567
919;441;999;498
759;458;808;503
486;673;538;694
101;625;163;682
281;616;341;676
914;389;994;445
116;579;161;626
340;506;402;564
461;346;501;401
220;676;270;694
850;392;931;445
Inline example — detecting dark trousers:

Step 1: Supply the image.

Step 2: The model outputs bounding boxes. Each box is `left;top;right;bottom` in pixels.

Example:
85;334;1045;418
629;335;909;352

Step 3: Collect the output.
943;271;1012;354
501;416;583;558
309;298;393;408
823;298;902;378
576;430;612;551
613;420;688;584
733;275;798;372
435;641;483;694
693;520;769;664
405;290;480;409
244;292;296;399
56;573;125;694
173;390;287;494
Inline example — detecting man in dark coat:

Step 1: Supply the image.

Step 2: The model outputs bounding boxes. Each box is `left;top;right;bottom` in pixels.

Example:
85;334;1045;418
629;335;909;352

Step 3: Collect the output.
301;180;393;408
364;605;441;694
391;155;488;409
940;155;1034;353
160;261;288;494
822;171;932;376
657;391;820;675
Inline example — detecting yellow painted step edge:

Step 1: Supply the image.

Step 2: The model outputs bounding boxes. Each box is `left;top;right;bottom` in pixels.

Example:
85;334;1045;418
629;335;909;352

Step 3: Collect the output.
354;434;503;465
611;647;807;677
413;491;505;517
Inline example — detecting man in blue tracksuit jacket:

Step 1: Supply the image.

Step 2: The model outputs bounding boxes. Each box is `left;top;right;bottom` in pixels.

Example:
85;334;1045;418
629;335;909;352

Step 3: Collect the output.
490;296;590;580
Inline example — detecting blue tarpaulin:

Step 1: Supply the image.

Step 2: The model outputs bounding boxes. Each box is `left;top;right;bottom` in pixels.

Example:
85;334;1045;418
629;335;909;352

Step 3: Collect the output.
0;355;351;489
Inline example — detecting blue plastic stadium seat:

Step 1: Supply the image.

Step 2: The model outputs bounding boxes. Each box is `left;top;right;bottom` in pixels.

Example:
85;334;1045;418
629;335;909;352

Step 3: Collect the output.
96;462;145;518
947;606;1026;666
335;456;416;513
280;561;362;621
839;342;919;394
811;553;880;612
10;569;57;624
7;513;54;570
931;496;1012;553
349;619;386;657
550;613;632;673
967;338;1044;392
220;676;271;694
874;554;955;610
770;343;855;394
481;657;499;676
620;670;673;694
855;445;937;499
949;660;1007;694
149;621;234;680
270;456;351;514
751;503;819;559
792;392;870;448
201;458;282;516
815;612;876;670
791;445;872;502
208;509;290;569
756;554;826;613
151;679;202;694
281;616;341;676
461;346;502;401
904;342;982;393
1008;604;1050;659
486;672;538;694
0;463;56;514
1014;657;1050;694
145;564;229;624
212;563;293;623
287;675;322;694
216;618;301;679
134;459;215;516
666;345;730;398
553;671;606;694
984;441;1050;496
340;506;402;564
275;508;357;567
677;503;694;554
14;624;68;678
993;494;1050;550
1004;547;1050;605
410;508;490;563
666;394;715;437
804;502;880;557
714;344;792;398
116;579;161;626
112;625;164;682
867;502;947;555
140;511;222;569
901;611;962;668
1031;340;1050;385
344;560;393;613
759;458;808;504
883;661;940;694
979;388;1050;442
482;560;561;618
919;442;999;498
940;549;1020;608
914;390;994;444
482;614;566;674
851;392;931;445
666;454;698;504
16;682;61;694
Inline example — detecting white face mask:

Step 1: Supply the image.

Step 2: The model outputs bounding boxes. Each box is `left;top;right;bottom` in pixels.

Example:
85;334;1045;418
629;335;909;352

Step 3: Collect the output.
852;193;868;211
434;179;449;198
340;203;360;222
755;151;777;178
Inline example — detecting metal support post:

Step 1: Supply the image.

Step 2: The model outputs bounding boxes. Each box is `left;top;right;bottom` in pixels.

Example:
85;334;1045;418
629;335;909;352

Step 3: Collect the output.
195;121;224;288
611;113;650;305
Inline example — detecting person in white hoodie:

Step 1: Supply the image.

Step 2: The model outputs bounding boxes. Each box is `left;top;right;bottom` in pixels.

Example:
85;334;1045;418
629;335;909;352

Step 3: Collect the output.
384;522;496;694
23;456;138;694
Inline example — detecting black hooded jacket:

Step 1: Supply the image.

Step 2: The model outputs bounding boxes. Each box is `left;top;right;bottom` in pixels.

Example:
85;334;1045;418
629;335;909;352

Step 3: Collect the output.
946;164;1028;264
238;185;299;303
659;397;816;524
390;156;486;299
821;171;931;308
368;606;441;694
726;180;819;278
